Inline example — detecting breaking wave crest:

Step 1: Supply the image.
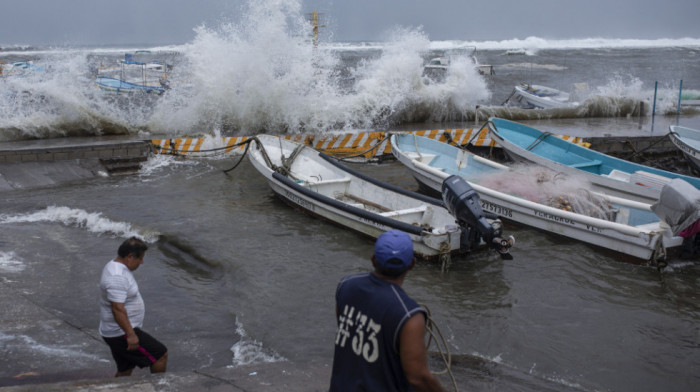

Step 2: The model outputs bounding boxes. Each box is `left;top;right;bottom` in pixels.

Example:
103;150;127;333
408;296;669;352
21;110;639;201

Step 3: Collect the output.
0;206;160;242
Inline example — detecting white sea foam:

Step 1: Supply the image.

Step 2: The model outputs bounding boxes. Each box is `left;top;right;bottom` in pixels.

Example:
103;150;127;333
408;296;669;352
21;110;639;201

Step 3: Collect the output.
0;206;159;243
0;332;108;362
0;251;25;273
428;36;700;51
498;62;568;71
229;317;286;367
138;154;204;179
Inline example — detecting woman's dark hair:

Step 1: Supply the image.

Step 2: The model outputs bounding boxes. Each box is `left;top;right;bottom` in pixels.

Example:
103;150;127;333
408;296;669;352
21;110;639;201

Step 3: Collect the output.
117;237;148;258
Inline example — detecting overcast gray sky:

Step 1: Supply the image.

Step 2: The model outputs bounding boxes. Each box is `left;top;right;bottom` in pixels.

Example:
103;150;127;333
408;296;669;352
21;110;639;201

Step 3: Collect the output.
1;0;699;46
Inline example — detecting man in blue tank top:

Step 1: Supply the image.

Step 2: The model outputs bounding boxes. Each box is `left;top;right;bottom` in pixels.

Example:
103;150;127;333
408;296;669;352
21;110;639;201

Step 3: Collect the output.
330;229;445;391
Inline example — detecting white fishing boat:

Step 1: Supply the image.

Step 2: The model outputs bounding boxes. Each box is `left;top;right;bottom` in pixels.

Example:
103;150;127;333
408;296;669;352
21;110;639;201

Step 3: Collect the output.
669;125;700;171
390;132;686;264
423;47;494;82
508;83;574;109
248;135;514;261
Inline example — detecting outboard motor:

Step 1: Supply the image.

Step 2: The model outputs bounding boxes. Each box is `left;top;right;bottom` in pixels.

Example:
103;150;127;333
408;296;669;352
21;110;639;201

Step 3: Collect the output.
441;175;514;260
651;178;700;261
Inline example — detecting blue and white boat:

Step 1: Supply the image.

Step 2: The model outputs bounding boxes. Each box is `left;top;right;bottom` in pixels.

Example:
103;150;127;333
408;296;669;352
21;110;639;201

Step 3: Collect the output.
390;132;684;264
669;125;700;171
94;76;166;94
94;53;168;94
487;117;700;204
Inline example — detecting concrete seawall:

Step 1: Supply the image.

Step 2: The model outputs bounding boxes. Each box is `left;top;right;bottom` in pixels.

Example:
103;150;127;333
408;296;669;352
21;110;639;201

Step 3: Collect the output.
0;139;150;164
0;138;151;191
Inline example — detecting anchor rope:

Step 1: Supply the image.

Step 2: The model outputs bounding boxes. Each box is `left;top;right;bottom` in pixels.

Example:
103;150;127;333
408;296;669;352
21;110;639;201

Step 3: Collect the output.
150;138;254;158
465;120;494;147
526;131;553;151
223;138;253;174
622;134;671;162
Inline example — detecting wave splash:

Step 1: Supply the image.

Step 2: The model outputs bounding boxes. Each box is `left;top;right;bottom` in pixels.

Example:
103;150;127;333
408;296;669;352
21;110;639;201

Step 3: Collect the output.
229;317;286;367
0;0;492;138
0;206;160;242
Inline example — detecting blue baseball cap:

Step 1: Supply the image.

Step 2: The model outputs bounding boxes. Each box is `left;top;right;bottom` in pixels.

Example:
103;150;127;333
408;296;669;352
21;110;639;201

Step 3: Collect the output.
374;230;414;268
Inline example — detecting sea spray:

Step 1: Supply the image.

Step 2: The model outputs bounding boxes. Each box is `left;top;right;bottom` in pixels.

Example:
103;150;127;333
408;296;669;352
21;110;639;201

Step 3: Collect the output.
148;0;493;134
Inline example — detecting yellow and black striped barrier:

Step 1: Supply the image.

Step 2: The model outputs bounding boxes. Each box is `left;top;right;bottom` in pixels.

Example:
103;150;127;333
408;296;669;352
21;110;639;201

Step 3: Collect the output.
150;128;589;159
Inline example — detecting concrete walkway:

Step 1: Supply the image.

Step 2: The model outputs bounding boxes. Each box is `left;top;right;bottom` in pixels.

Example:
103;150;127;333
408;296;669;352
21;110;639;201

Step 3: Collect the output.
1;362;332;392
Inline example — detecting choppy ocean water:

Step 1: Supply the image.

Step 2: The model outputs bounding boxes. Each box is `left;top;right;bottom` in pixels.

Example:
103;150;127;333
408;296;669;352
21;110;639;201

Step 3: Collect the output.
1;4;700;391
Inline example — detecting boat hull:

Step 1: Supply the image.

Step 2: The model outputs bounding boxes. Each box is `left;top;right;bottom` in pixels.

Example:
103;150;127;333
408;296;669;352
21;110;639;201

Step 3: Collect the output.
669;125;700;171
511;84;571;109
248;135;472;260
390;133;682;263
94;76;165;94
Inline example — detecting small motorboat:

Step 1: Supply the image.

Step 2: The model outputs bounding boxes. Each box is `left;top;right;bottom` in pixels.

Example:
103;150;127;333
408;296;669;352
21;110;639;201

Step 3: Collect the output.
247;134;513;261
94;53;169;94
488;117;700;204
507;83;574;109
390;132;685;264
669;125;700;171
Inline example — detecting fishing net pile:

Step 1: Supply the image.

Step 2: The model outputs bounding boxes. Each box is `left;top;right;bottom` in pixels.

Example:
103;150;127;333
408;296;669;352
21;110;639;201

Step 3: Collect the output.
477;165;617;221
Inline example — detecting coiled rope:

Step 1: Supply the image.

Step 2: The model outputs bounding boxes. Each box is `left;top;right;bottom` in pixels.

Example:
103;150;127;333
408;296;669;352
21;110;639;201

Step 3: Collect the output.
422;303;458;391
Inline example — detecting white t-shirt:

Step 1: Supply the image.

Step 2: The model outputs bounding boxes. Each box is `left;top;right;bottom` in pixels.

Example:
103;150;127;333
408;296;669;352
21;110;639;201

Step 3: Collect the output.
99;260;145;338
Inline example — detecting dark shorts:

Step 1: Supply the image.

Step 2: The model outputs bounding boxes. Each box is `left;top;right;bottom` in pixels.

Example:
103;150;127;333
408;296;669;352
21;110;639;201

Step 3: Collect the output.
102;328;167;372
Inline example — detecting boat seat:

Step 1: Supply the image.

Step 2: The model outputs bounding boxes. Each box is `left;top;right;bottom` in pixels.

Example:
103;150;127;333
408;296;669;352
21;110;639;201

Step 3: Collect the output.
379;205;427;219
630;171;671;190
606;169;632;182
305;177;351;186
305;177;351;193
405;152;436;164
569;160;602;169
442;167;463;176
